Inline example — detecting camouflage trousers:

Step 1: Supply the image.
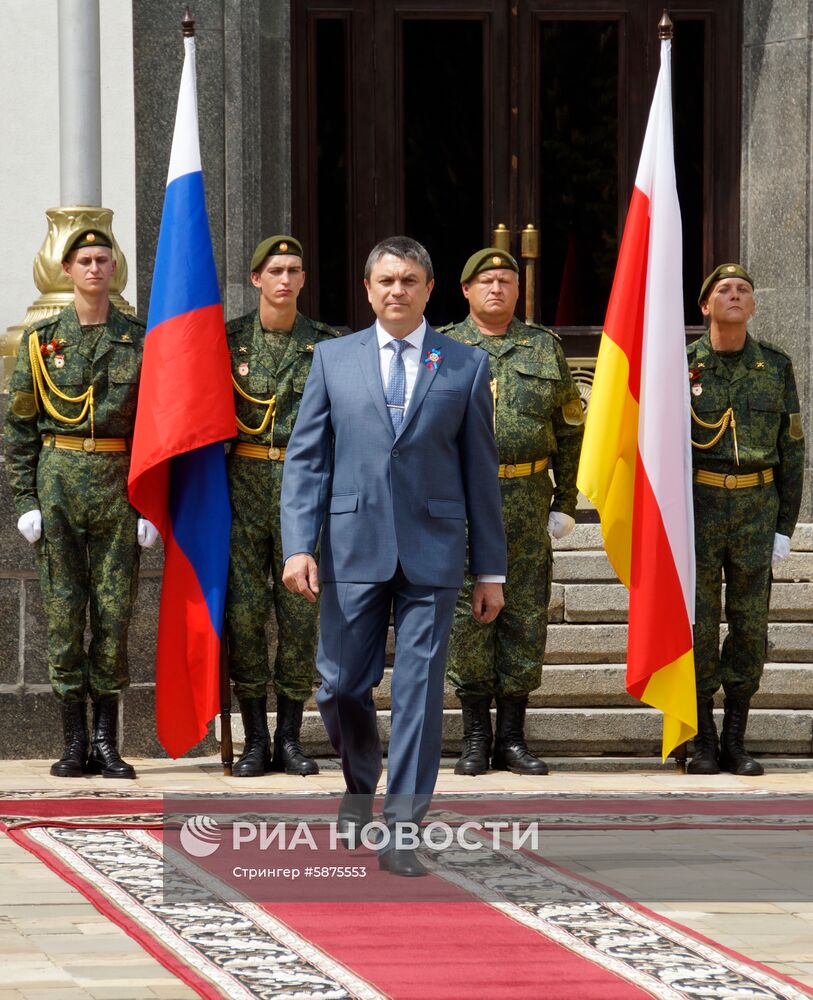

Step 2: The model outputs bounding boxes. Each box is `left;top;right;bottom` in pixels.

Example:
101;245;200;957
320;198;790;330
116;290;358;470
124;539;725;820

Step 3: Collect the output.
447;472;553;699
693;477;778;700
34;447;139;703
225;455;319;702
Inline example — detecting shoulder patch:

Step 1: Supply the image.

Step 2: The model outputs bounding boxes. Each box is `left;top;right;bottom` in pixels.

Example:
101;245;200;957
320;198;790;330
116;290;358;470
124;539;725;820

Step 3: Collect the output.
11;391;37;419
789;413;804;441
562;397;585;426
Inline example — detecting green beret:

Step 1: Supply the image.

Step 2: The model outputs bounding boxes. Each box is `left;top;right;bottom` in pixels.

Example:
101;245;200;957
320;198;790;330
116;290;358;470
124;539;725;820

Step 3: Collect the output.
460;247;519;284
250;235;303;272
698;263;754;306
63;229;112;261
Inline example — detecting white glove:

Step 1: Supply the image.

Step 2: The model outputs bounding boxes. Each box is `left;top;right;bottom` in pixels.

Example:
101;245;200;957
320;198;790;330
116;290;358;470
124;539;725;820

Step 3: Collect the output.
17;509;42;543
771;533;791;572
137;518;159;548
547;511;575;540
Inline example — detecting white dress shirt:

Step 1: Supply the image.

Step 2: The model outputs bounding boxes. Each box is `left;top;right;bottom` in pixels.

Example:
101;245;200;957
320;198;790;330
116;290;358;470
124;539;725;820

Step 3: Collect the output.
374;319;505;585
375;320;426;411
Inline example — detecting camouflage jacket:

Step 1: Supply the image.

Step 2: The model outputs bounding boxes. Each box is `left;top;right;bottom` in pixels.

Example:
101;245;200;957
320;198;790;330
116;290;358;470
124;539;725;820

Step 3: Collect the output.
687;331;805;536
4;303;145;517
226;310;340;448
442;315;584;516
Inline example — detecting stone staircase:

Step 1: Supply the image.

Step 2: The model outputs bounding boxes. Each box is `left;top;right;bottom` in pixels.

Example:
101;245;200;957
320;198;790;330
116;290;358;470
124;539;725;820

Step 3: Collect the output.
228;524;813;762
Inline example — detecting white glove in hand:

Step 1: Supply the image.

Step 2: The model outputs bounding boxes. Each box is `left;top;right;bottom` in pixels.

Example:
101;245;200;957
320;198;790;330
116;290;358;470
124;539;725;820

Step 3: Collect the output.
547;511;575;540
771;532;791;572
137;518;159;548
17;510;42;543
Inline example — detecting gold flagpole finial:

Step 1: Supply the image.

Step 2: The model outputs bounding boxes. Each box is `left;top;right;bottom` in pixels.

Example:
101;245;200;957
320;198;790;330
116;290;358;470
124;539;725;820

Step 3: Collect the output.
658;10;673;40
182;7;196;37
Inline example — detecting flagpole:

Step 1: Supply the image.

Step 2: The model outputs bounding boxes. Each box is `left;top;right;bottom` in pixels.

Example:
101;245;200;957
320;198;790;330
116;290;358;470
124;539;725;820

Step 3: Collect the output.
656;6;689;775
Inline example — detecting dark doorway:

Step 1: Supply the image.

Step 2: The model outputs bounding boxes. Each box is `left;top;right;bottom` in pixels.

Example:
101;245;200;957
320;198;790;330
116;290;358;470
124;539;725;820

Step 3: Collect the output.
292;0;741;342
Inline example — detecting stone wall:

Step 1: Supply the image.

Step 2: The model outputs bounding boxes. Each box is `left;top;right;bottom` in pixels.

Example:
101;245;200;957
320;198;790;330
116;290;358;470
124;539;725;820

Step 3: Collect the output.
132;0;292;323
741;0;812;519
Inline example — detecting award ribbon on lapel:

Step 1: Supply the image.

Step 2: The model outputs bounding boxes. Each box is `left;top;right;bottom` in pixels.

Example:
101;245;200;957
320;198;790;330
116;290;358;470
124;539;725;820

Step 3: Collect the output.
424;348;443;370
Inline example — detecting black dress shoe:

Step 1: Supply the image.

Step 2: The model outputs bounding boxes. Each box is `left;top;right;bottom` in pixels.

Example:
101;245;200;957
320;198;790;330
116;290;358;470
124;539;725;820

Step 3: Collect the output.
378;849;428;877
336;791;377;849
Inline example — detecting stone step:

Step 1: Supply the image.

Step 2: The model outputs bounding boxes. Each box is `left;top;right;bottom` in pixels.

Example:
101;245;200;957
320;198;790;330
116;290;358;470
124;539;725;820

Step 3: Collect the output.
550;548;813;584
552;522;813;553
285;662;813;712
792;524;813;551
221;706;813;757
772;552;813;582
552;550;618;582
561;582;813;623
541;622;813;663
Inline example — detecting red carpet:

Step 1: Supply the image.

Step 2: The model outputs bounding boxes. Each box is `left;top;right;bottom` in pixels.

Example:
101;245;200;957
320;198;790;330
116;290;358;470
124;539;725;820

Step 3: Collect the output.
2;792;810;1000
268;900;652;999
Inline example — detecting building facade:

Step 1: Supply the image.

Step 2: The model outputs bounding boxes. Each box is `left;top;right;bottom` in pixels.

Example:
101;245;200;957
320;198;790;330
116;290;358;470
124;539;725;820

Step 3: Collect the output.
0;0;809;756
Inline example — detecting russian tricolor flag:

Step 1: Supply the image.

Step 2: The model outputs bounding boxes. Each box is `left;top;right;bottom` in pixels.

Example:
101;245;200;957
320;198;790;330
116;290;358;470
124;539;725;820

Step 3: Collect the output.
577;36;697;758
128;31;236;758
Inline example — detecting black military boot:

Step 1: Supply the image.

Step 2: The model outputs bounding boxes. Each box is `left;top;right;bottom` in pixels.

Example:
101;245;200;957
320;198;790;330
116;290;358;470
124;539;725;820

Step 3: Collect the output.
233;696;272;777
687;696;720;774
719;697;764;776
86;695;136;779
271;694;319;775
491;696;549;775
454;697;493;775
50;700;89;778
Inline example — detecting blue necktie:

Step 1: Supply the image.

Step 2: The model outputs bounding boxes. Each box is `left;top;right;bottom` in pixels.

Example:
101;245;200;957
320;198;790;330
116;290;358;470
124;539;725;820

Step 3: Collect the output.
385;339;407;431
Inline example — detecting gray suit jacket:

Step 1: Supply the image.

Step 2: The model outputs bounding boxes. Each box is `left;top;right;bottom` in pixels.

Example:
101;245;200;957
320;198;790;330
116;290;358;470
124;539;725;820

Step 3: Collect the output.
281;324;506;587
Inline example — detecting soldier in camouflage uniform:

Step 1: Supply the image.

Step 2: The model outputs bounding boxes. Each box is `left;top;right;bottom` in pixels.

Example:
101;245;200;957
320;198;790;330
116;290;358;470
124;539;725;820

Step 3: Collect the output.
225;235;340;777
4;230;157;779
444;248;584;775
687;264;805;776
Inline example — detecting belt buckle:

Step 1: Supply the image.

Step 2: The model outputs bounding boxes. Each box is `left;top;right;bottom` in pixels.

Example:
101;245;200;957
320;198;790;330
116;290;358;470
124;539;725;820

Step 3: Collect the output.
504;464;517;479
83;439;96;453
724;474;737;489
267;446;281;460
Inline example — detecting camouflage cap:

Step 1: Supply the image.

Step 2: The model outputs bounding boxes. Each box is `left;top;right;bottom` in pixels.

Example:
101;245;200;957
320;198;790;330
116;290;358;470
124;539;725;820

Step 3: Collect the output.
460;247;519;284
63;229;112;261
250;235;303;272
698;263;754;306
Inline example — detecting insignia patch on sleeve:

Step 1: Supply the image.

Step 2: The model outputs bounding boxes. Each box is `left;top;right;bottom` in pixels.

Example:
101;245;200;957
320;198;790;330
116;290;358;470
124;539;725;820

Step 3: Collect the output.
562;397;585;426
11;391;37;419
789;412;804;441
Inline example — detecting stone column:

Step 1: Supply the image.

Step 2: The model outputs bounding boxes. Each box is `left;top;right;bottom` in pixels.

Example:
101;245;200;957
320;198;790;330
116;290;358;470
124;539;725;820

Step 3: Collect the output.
741;0;812;519
58;0;102;205
0;0;131;392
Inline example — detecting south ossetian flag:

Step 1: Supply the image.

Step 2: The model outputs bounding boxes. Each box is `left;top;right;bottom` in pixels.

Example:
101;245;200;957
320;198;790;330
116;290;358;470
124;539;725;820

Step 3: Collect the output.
128;32;236;758
577;37;697;758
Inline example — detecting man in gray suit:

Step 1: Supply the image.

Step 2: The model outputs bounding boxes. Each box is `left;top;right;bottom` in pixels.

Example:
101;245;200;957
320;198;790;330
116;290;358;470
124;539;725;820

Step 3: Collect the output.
281;236;506;877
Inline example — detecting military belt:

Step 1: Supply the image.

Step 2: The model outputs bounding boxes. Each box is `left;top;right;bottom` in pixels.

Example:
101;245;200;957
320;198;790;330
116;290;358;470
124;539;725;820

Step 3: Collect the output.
234;442;287;461
694;468;774;490
42;433;128;454
498;458;548;479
